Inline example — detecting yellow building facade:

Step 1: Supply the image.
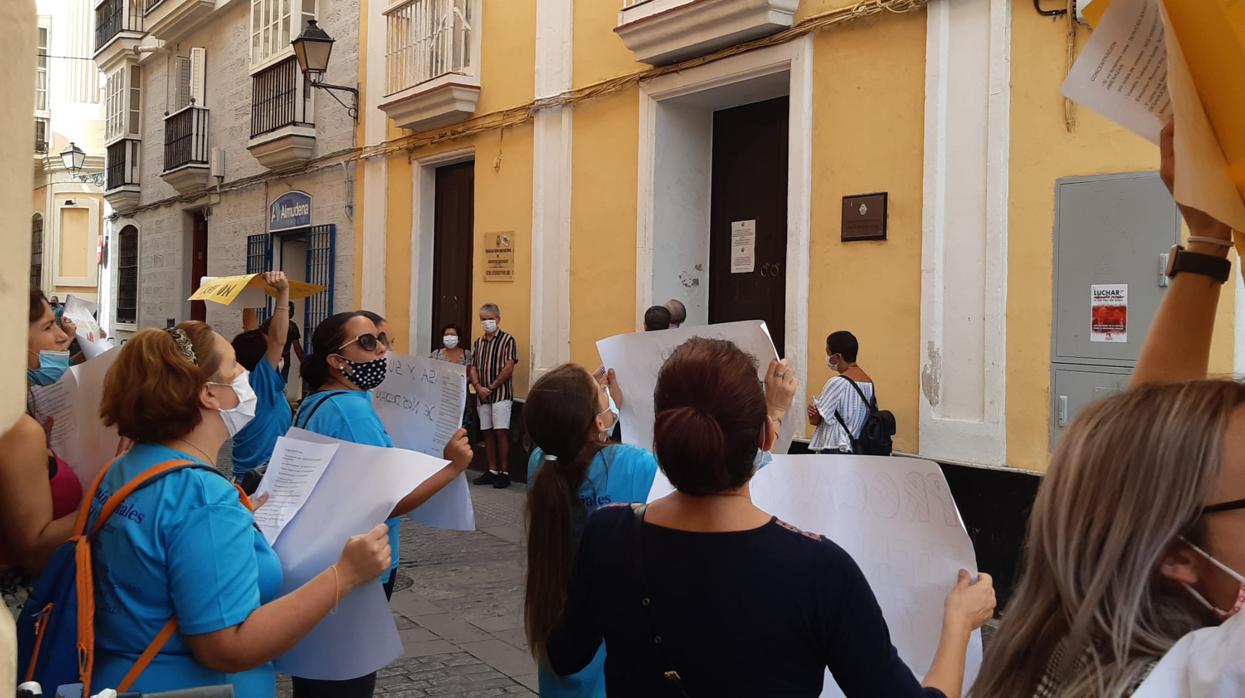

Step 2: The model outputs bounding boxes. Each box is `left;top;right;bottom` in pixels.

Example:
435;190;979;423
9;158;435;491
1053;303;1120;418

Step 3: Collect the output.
352;0;1236;473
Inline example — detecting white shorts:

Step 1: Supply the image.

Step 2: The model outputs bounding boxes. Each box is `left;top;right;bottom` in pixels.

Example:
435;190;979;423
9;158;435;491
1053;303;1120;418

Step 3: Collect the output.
478;399;513;430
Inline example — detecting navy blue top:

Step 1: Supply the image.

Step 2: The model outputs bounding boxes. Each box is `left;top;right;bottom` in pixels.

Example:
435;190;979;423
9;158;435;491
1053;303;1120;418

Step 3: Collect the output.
548;505;946;698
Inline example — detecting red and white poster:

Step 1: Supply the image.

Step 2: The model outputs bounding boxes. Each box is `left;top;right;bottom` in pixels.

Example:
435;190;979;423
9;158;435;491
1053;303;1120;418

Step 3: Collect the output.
1091;284;1128;343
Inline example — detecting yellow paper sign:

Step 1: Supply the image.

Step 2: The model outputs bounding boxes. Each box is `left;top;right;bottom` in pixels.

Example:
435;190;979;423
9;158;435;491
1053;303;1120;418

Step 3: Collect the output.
189;274;326;305
1083;0;1108;28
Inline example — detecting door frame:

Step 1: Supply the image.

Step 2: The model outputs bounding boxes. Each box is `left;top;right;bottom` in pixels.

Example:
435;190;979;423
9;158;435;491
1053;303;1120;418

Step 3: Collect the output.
409;148;476;354
635;37;813;429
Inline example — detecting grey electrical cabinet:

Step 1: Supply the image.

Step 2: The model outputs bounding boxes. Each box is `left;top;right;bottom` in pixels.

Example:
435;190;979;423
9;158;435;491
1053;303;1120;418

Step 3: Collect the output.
1050;173;1181;448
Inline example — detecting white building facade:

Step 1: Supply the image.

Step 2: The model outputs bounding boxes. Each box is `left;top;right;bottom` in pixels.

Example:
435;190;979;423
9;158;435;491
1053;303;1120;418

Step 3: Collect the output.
94;0;358;345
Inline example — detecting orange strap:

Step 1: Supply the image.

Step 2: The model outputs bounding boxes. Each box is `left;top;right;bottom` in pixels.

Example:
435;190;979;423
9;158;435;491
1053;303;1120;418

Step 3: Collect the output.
116;618;178;691
73;456;121;537
90;460;195;537
233;483;256;512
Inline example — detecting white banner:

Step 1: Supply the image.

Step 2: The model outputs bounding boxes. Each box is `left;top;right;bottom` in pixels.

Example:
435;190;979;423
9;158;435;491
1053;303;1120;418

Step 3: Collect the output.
596;321;796;455
648;454;983;697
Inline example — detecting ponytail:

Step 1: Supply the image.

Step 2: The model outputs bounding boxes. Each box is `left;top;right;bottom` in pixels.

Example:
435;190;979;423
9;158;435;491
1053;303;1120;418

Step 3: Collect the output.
522;365;606;661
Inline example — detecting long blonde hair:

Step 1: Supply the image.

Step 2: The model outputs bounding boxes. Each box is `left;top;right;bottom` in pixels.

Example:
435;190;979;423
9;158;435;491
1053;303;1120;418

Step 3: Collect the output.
972;380;1245;697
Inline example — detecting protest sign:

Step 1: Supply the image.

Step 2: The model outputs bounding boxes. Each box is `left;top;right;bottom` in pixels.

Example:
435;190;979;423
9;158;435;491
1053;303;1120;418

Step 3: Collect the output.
648;454;982;697
596;320;796;455
190;273;326;306
373;352;475;531
63;295;115;359
271;428;451;680
28;348;121;484
1063;0;1245;235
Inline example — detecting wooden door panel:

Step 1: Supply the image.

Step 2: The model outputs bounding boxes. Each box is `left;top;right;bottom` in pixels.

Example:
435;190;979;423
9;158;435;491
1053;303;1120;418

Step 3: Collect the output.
432;161;476;351
708;97;789;356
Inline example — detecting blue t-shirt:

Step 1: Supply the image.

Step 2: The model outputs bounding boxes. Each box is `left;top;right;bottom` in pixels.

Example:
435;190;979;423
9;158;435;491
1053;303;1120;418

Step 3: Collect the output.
295;389;401;574
231;359;293;477
528;443;659;698
89;443;282;696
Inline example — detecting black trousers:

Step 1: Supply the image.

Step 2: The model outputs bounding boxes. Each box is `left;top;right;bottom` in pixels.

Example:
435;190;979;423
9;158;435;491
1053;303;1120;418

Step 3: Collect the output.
290;570;398;698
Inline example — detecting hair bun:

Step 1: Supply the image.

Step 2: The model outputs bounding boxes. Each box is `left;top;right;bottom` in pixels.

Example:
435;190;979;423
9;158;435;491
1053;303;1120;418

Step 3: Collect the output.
654;405;730;495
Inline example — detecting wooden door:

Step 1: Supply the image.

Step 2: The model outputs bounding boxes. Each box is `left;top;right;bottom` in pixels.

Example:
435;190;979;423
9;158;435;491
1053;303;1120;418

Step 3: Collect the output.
432;161;475;351
708;97;789;356
190;212;208;322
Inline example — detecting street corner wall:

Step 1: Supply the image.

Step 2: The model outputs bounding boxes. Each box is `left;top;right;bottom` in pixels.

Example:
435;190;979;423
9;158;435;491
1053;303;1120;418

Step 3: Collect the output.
569;89;641;368
1004;5;1198;470
805;10;926;453
0;0;36;431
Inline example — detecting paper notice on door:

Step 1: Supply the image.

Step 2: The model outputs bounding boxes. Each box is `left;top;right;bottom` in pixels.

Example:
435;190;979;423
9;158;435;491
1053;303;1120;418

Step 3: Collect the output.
1091;284;1129;342
1061;0;1171;143
731;220;756;274
253;436;340;545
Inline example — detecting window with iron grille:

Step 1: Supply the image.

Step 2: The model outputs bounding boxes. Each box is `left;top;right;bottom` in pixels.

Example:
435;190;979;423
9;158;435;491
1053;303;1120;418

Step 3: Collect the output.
107;139;141;190
31;214;43;292
251;0;317;70
116;225;139;325
250;57;313;138
164;106;209;171
34;118;48;154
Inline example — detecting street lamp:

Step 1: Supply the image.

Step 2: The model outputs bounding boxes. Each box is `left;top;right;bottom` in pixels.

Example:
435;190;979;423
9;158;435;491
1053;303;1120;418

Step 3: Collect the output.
59;141;104;187
291;20;358;121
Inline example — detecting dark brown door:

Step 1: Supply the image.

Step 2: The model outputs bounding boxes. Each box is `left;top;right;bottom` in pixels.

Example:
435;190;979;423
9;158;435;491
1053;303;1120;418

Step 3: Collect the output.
190;212;208;322
708;97;789;356
432;161;475;351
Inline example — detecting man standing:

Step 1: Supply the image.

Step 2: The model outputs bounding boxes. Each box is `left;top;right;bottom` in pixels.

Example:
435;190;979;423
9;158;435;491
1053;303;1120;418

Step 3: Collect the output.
280;301;304;382
470;303;518;488
806;330;875;454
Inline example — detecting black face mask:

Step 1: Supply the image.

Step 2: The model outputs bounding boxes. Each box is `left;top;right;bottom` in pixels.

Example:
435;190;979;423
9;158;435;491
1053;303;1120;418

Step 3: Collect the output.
336;355;388;390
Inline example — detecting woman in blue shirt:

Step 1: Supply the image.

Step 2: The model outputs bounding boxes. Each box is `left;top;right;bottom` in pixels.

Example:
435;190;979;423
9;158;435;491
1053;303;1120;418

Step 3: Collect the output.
523;364;660;697
91;322;392;696
229;271;294;485
291;311;473;698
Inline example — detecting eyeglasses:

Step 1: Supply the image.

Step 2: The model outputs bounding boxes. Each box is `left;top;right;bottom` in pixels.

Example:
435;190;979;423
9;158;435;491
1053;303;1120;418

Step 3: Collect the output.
1203;498;1245;515
338;332;389;353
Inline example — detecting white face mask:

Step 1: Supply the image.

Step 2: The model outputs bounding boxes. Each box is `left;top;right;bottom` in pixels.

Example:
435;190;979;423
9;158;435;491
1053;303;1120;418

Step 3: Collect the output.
211;370;258;437
443;335;459;349
1180;537;1245;620
482;319;498;334
827;355;837;370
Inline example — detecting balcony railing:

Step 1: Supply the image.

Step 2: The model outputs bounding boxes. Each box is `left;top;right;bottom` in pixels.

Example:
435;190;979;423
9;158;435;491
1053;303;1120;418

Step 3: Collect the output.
106;139;141;190
621;0;656;7
250;57;312;139
95;0;143;52
385;0;473;96
144;0;164;13
163;106;209;171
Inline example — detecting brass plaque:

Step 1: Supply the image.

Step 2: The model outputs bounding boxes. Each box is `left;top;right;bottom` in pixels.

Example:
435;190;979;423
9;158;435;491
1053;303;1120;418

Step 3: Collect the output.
483;232;515;282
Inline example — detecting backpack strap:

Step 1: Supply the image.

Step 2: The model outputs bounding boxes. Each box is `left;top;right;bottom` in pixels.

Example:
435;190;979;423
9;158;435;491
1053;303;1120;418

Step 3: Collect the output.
629;504;691;698
90;459;197;537
116;618;178;691
74;456;122;537
839;376;879;415
294;390;350;429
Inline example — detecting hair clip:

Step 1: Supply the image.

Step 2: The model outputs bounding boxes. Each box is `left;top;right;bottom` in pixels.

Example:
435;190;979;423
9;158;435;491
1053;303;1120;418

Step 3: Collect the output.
165;327;198;365
543;454;558;462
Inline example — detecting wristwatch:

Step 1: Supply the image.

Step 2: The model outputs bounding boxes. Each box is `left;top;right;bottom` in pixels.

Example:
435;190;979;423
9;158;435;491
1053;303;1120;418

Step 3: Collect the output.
1166;244;1231;284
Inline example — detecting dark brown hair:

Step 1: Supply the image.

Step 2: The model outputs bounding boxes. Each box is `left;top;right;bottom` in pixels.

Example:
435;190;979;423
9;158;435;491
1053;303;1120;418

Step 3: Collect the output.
302;311;365;389
654;338;767;495
100;322;224;442
29;289;49;324
523;364;606;661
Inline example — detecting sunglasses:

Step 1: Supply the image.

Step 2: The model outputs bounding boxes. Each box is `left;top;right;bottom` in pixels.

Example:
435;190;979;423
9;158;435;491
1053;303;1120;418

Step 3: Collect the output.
1203;498;1245;516
338;332;389;353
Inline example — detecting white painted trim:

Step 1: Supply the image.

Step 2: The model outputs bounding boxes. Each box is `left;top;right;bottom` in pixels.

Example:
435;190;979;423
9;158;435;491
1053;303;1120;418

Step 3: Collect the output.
360;158;387;314
530;0;574;382
635;36;813;431
918;0;1010;466
1235;268;1245;377
408;147;476;354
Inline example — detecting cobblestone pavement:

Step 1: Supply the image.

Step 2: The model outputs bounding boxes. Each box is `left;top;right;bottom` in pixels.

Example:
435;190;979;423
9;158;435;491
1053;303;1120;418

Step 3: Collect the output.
278;481;537;697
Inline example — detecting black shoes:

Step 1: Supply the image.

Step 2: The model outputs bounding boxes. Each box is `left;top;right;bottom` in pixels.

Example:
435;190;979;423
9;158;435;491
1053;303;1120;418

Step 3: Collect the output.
473;470;497;485
492;472;512;489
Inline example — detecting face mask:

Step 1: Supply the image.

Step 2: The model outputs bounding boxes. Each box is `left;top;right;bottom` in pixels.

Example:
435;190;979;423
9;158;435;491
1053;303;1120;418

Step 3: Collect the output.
606;393;621;436
212;371;258;437
28;350;70;386
1180;537;1245;620
337;355;388;391
754;449;773;473
827;355;840;371
482;319;498;334
443;336;459;350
